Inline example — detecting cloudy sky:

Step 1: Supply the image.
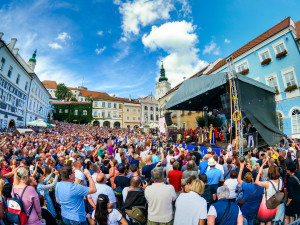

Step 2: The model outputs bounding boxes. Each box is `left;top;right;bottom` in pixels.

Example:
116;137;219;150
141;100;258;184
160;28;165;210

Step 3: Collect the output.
0;0;299;98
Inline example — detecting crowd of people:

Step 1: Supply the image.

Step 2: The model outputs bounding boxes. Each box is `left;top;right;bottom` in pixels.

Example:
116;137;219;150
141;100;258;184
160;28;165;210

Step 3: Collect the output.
0;123;299;225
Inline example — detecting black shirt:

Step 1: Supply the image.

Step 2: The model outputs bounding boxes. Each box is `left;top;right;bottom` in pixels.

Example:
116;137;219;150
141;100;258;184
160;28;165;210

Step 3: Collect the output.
114;175;130;190
190;151;202;166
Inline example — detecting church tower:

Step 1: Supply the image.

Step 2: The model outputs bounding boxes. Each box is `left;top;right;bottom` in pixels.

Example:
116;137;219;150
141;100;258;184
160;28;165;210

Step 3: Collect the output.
28;49;37;71
156;62;171;100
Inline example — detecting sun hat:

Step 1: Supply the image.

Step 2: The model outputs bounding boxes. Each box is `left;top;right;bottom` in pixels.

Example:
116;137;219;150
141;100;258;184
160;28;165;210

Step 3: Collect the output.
208;158;216;166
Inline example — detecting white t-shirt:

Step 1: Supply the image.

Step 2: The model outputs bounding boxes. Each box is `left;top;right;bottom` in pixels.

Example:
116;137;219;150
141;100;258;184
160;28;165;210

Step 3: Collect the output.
266;179;283;200
75;169;87;185
92;209;122;225
208;204;242;217
174;191;207;225
88;183;116;205
166;155;179;165
224;178;238;199
145;182;177;223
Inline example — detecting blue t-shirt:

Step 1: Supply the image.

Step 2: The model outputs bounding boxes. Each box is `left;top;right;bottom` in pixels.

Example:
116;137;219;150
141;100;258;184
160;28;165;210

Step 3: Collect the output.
206;168;224;185
142;164;156;180
152;155;160;164
199;161;209;175
241;182;264;216
55;182;89;222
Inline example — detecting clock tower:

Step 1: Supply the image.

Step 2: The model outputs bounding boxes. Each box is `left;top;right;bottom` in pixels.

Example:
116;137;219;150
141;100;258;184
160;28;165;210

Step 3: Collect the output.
156;62;171;100
28;49;37;71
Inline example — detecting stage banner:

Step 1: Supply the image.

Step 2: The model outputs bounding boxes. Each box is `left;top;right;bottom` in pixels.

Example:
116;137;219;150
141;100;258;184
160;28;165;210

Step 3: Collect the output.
159;117;166;133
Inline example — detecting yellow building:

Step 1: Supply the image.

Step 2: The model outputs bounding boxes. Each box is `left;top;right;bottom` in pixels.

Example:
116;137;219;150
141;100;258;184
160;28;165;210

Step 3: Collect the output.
122;98;141;129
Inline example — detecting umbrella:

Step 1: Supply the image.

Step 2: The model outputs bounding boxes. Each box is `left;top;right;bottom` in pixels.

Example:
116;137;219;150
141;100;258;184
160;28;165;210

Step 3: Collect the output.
27;119;55;128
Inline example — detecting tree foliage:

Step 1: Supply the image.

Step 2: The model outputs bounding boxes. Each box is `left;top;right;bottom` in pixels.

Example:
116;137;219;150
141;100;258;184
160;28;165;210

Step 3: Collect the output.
55;83;73;100
196;115;223;128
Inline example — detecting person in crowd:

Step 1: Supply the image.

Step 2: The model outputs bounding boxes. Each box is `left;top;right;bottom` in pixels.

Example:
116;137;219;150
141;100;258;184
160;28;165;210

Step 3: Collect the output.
166;157;175;176
189;147;202;166
87;173;116;210
145;167;176;225
12;167;42;225
87;194;128;225
207;186;243;225
174;179;207;225
199;155;209;175
237;162;263;225
167;161;183;195
206;158;224;194
38;194;57;225
36;168;59;218
182;160;198;185
55;166;96;225
255;160;283;225
142;155;162;180
223;170;238;201
285;162;300;224
223;158;234;181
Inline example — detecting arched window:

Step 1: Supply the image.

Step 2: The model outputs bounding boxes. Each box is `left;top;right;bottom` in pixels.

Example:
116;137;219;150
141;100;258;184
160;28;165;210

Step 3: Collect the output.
291;109;300;134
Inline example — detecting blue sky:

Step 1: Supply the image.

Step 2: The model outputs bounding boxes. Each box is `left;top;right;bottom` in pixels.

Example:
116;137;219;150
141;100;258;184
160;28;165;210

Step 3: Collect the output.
0;0;299;98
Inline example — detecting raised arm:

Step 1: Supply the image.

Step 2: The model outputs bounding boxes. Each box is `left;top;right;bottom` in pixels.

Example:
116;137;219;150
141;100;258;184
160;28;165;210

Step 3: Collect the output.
255;159;269;189
40;174;58;190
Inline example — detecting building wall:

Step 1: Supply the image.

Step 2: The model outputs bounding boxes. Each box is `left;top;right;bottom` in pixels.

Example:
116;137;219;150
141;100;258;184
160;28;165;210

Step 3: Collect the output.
140;94;160;125
0;44;31;128
123;103;141;128
92;100;123;127
215;27;300;137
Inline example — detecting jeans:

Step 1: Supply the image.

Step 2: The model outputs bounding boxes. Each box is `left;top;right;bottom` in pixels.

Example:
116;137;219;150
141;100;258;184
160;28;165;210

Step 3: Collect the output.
243;214;255;225
62;217;88;225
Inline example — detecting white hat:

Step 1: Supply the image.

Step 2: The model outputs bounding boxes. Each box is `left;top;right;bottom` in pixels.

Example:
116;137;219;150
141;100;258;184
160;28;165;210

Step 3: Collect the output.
208;158;216;166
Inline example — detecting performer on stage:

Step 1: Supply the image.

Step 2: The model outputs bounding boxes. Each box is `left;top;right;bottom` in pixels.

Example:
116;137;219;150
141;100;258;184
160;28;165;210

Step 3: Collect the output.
209;124;216;145
247;123;255;148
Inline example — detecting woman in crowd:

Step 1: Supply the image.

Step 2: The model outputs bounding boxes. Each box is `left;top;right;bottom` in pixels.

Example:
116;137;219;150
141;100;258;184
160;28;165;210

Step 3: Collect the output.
38;194;57;225
255;160;283;225
223;170;238;201
12;167;42;225
36;169;59;218
223;158;234;181
88;194;128;225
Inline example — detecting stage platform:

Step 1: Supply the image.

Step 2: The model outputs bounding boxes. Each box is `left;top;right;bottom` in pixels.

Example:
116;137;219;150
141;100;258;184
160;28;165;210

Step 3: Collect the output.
174;143;224;156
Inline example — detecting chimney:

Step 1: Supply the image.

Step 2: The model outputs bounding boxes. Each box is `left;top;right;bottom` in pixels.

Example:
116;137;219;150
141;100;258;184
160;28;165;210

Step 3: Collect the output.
13;48;19;56
0;32;3;39
129;94;131;101
7;38;17;51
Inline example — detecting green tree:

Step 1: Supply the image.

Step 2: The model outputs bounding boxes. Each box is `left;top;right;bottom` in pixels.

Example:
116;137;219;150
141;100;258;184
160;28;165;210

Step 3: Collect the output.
70;96;78;102
85;95;92;102
55;83;73;100
196;115;223;128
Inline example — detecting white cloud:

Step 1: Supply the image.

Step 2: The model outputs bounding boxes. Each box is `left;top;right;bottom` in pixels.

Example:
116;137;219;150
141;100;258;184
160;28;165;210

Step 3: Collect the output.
224;38;231;44
95;46;106;55
142;21;208;86
203;40;220;55
114;0;175;38
97;30;103;36
55;32;71;42
48;42;63;49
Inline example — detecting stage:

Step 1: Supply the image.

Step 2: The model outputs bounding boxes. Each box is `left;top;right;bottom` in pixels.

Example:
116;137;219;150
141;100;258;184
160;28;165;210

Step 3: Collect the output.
174;143;223;156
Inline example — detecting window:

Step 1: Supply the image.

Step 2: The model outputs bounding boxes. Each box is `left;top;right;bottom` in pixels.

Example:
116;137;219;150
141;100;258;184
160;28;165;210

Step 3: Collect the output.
275;43;286;54
182;123;186;129
119;104;122;109
150;107;153;111
133;117;136;121
127;108;130;112
65;109;68;113
138;117;140;121
236;61;249;72
133;109;136;113
283;71;296;87
138;109;140;113
108;103;111;108
119;114;122;118
108;112;111;117
102;111;105;118
259;48;271;62
94;111;97;117
102;102;105;107
94;101;98;107
74;110;78;115
114;103;117;108
16;74;20;84
25;82;28;91
83;110;87;115
113;112;116;118
292;109;300;134
127;116;130;121
150;114;154;120
156;115;159;121
59;109;62;113
265;74;279;92
156;107;158;111
0;58;5;71
144;106;148;110
7;66;13;78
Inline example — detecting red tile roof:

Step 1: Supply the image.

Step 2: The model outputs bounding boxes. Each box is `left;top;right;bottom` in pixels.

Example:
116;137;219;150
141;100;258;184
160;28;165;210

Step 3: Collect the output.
42;80;57;89
207;17;291;74
51;101;90;104
295;20;300;39
79;90;110;99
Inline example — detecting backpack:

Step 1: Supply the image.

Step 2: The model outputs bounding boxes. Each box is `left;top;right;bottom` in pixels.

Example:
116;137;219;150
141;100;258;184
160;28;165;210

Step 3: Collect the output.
266;180;284;209
7;186;34;225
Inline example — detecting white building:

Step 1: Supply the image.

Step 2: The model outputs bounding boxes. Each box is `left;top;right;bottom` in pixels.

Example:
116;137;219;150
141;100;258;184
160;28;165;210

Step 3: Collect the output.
0;33;50;128
139;94;160;125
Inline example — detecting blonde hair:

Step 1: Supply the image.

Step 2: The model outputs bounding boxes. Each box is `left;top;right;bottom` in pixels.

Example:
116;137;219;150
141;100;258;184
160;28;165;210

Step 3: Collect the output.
13;167;28;186
189;179;205;195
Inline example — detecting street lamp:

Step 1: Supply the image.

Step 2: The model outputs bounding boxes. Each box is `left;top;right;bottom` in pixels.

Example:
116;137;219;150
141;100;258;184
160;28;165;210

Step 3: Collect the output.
203;106;208;128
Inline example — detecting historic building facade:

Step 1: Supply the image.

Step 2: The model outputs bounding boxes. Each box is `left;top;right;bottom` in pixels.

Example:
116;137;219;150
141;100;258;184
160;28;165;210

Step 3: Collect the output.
122;97;141;129
139;94;160;126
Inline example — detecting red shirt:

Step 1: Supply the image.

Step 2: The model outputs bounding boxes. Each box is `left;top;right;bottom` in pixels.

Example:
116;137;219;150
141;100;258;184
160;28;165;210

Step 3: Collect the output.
2;167;13;183
167;170;183;191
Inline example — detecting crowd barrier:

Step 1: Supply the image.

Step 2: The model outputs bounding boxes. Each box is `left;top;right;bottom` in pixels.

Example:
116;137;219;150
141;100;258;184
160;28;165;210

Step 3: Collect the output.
174;143;223;156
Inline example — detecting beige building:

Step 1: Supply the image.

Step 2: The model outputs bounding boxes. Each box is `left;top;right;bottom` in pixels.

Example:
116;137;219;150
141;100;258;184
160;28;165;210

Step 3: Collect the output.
122;98;141;129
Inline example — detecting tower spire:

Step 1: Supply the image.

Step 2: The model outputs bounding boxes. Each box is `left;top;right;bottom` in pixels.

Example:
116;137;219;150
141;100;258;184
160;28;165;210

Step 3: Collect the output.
29;49;37;63
159;61;168;82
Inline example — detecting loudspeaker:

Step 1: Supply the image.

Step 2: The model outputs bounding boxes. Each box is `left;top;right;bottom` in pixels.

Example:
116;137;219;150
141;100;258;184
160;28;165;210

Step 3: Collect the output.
165;112;172;126
220;93;230;118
